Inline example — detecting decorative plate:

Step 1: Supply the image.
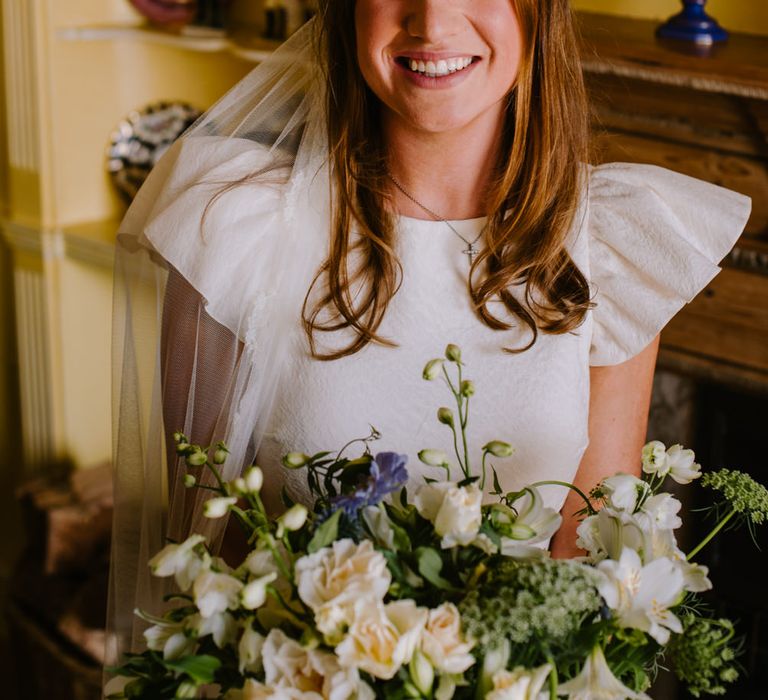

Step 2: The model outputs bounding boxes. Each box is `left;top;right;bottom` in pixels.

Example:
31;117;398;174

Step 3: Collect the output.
107;101;202;202
128;0;198;28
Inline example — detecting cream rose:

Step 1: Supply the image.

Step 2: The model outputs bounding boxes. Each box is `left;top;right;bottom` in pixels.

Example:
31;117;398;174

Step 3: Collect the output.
295;539;391;639
414;482;482;548
335;600;428;680
421;603;476;674
258;629;373;700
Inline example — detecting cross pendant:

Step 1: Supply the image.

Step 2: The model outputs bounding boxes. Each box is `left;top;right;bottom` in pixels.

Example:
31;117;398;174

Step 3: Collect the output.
463;242;478;266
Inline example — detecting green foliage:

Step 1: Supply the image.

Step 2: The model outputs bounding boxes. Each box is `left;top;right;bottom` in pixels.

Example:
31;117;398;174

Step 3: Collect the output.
702;469;768;525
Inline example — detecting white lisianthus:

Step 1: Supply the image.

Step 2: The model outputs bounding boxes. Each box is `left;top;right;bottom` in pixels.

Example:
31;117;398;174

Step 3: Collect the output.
421;603;476;674
576;508;651;562
665;444;702;484
414;482;482;548
409;649;435;696
189;609;238;648
241;572;278;610
295;539;391;640
244;466;264;493
238;624;265;674
243;547;280;578
362;505;396;550
203;496;238;519
487;664;552;700
641;440;668;477
641;493;682;530
498;488;562;558
193;570;244;618
139;612;196;660
557;646;650;699
335;600;428;680
601;474;649;513
277;504;308;536
148;534;208;591
596;547;684;645
260;629;374;700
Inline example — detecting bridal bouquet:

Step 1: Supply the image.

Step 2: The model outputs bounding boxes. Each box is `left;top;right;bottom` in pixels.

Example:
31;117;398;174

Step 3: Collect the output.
107;345;767;699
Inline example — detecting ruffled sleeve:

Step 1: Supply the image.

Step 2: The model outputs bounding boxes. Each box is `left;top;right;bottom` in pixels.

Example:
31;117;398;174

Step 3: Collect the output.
587;162;752;366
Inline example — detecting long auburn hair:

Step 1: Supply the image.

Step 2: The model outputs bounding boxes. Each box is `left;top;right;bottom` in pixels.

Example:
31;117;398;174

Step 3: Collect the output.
302;0;595;360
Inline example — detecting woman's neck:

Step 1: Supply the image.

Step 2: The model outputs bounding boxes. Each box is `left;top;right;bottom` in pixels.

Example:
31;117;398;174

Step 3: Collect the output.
383;106;505;221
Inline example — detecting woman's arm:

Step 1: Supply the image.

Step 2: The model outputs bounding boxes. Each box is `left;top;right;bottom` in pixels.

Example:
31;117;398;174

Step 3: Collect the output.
549;334;661;559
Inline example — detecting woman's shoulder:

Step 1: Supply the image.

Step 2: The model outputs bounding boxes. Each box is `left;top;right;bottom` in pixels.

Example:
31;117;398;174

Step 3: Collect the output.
582;162;752;366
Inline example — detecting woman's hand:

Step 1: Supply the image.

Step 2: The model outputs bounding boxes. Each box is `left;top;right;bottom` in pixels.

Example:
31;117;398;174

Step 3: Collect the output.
550;334;661;559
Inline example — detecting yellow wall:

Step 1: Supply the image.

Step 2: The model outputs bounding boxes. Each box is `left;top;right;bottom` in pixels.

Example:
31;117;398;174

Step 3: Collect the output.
573;0;768;37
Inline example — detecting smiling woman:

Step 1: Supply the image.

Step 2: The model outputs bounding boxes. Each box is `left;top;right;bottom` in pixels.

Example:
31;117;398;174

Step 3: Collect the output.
108;0;752;679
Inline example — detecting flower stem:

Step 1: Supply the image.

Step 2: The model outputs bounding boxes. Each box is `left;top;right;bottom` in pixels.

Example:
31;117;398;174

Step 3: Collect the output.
456;363;471;477
687;507;737;561
528;480;596;515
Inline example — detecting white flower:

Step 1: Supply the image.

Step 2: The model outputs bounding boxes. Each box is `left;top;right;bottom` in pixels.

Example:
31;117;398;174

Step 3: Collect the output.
480;639;510;695
277;504;308;536
243;547;280;578
665;444;701;484
414;482;482;548
421;603;475;674
238;624;265;674
140;614;196;660
190;609;238;648
204;496;238;519
596;548;684;645
557;645;650;699
409;649;435;696
335;600;428;680
148;534;208;591
362;505;396;549
601;474;649;513
245;466;264;493
193;570;244;618
576;508;651;562
498;488;562;558
242;572;278;610
260;629;374;700
641;493;682;530
641;441;668;477
486;664;551;700
295;539;391;641
418;449;450;468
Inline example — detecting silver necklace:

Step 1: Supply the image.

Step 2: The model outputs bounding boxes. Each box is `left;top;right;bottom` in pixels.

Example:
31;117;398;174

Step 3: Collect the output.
388;173;486;265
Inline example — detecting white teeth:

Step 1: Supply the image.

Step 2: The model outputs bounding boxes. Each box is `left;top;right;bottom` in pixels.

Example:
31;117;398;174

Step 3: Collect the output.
406;56;474;77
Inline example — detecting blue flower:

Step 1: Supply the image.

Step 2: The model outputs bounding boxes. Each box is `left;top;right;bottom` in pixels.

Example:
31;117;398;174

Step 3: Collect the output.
330;452;409;517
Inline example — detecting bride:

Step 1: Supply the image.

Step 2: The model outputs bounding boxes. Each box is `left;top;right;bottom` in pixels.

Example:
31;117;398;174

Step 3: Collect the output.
108;0;752;668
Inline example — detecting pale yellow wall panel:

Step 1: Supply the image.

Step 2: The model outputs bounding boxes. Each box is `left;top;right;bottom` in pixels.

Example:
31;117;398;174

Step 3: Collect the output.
573;0;768;36
49;0;141;29
59;256;113;467
48;39;252;226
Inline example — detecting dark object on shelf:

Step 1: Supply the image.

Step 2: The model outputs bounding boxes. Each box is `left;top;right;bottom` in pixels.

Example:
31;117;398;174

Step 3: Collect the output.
107;100;201;203
128;0;198;29
192;0;232;30
264;1;289;40
657;0;728;45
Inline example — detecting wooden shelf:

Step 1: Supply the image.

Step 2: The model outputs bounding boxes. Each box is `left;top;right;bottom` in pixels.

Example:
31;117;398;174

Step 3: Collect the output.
57;23;282;63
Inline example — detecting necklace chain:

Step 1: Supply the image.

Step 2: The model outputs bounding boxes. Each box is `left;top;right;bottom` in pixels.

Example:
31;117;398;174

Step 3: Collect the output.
388;173;486;265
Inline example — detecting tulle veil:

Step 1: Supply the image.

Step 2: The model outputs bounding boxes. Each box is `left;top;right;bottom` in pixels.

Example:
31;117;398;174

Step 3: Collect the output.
106;17;331;678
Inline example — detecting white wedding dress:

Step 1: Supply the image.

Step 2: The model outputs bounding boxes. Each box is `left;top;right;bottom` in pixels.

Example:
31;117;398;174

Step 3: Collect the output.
134;136;751;517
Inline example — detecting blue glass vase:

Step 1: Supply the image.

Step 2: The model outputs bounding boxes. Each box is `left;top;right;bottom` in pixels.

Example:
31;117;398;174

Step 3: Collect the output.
657;0;728;44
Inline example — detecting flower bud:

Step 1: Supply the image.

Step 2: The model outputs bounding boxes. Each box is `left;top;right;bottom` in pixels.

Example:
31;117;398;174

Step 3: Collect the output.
277;504;308;535
183;474;197;488
445;344;462;363
244;466;264;493
176;681;199;698
409;650;434;697
282;452;311;469
185;450;208;467
422;358;444;381
175;442;191;455
483;440;514;458
213;448;229;465
203;496;237;519
241;572;277;610
418;449;449;468
233;477;247;494
173;431;187;444
460;379;475;397
437;407;454;426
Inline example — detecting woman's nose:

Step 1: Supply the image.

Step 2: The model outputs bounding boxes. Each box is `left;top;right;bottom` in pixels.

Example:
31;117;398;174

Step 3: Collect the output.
405;0;463;43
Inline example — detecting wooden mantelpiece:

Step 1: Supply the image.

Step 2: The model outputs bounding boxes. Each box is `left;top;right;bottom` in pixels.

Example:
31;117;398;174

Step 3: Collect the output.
577;11;768;394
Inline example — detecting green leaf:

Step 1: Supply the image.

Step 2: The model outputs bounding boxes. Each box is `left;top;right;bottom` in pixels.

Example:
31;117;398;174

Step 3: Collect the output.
492;467;502;496
281;486;296;509
308;509;342;554
415;547;457;590
164;655;221;685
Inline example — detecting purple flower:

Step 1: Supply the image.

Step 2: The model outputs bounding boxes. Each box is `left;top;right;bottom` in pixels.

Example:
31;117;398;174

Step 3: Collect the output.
330;452;409;517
